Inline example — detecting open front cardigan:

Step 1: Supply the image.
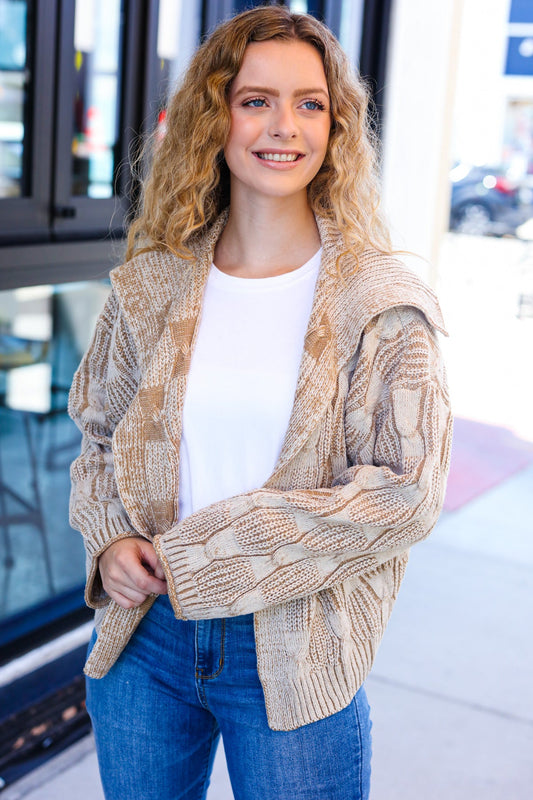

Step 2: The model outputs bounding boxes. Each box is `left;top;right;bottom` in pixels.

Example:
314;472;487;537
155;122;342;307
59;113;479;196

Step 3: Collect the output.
69;212;452;731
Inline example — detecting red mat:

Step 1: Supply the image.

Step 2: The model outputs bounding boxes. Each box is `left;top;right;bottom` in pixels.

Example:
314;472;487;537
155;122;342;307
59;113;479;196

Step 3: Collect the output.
443;417;533;511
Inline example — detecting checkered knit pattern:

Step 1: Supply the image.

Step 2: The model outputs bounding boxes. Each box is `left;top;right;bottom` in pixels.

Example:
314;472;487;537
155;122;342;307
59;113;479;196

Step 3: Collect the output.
69;213;452;730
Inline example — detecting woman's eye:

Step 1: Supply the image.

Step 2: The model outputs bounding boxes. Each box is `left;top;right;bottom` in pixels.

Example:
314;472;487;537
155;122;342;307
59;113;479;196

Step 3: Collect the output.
301;99;325;111
243;98;266;108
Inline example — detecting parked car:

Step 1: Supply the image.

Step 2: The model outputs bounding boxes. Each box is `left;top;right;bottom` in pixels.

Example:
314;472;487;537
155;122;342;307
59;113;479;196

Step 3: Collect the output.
449;163;533;236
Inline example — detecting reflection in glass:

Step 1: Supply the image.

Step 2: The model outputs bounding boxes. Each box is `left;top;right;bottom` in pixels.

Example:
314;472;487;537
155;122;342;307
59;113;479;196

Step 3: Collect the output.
288;1;308;12
154;0;201;140
340;0;364;68
71;0;123;198
448;1;533;239
448;163;529;237
0;281;110;622
0;0;29;198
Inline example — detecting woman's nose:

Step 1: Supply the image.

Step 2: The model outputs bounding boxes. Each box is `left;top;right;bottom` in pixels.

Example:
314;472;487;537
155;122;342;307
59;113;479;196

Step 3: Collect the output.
269;104;298;139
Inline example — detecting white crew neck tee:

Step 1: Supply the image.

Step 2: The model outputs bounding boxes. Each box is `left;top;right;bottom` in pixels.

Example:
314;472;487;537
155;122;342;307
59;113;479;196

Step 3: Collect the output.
178;248;322;521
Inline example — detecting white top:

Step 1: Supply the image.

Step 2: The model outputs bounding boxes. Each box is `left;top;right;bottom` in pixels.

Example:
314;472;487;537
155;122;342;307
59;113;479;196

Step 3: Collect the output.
178;249;322;520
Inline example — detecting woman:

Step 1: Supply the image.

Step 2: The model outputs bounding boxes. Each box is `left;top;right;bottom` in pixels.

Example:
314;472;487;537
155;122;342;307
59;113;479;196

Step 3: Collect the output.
69;6;452;799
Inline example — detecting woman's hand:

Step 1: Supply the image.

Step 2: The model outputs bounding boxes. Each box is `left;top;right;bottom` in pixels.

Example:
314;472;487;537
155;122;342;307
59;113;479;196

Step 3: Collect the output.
98;538;168;609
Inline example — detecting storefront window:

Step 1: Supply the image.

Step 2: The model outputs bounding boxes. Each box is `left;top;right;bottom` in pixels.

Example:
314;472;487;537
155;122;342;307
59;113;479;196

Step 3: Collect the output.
0;0;30;198
0;281;110;625
449;0;533;237
71;0;123;199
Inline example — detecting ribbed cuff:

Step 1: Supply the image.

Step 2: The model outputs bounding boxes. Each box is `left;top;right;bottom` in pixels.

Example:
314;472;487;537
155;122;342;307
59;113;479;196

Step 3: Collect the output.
153;534;187;619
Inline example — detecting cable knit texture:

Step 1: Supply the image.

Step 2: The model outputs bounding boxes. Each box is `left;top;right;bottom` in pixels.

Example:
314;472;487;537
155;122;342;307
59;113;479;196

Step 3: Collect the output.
69;212;452;730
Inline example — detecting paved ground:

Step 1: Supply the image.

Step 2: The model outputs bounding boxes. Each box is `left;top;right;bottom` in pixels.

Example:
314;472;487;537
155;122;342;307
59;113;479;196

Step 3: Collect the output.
3;233;532;798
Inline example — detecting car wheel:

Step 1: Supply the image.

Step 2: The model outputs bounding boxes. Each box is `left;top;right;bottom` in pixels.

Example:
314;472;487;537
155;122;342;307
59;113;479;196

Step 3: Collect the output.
453;202;492;235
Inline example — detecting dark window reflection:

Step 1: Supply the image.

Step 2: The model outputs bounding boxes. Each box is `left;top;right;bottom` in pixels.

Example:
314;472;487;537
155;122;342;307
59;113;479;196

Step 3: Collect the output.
0;281;110;622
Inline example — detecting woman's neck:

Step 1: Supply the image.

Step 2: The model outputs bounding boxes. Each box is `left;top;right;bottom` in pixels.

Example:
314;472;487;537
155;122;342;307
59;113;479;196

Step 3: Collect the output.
213;194;321;278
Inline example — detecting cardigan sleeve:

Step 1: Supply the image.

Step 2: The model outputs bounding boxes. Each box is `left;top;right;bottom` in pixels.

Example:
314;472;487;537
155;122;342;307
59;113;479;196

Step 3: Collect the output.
154;305;453;620
68;289;142;608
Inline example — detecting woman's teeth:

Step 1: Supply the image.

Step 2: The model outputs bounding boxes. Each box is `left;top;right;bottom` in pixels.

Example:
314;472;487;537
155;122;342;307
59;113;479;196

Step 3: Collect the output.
256;153;299;162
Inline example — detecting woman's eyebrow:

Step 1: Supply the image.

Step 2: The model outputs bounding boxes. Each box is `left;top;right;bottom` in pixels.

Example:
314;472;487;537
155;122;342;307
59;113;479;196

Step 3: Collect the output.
232;85;329;99
293;87;329;99
232;85;279;97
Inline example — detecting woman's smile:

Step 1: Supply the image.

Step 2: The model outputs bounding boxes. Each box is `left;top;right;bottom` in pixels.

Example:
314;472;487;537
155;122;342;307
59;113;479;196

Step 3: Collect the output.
253;149;305;167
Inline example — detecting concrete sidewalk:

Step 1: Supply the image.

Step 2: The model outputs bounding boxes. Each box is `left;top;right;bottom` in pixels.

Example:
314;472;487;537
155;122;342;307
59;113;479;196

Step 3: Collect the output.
368;463;533;799
3;461;532;800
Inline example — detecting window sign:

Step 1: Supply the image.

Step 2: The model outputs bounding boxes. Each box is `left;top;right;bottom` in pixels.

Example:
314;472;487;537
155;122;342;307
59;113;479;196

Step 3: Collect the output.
506;36;533;75
510;0;533;24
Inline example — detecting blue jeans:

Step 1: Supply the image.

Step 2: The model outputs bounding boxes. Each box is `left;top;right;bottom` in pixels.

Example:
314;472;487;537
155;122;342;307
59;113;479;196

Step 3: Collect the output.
86;594;371;800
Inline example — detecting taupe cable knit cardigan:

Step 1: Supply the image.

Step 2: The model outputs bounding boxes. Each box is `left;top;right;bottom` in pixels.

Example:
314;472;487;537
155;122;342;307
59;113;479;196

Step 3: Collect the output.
69;212;452;731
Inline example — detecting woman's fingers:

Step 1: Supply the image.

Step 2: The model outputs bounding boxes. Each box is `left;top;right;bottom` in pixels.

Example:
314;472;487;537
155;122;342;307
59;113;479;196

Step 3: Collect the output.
127;549;168;596
99;538;168;608
137;540;168;584
108;587;149;609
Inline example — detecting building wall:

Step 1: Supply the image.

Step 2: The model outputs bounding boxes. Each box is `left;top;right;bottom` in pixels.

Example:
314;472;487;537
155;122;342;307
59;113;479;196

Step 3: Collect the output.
380;0;465;279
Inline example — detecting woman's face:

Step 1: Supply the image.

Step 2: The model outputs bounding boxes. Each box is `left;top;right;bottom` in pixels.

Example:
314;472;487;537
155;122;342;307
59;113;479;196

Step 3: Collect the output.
225;39;331;205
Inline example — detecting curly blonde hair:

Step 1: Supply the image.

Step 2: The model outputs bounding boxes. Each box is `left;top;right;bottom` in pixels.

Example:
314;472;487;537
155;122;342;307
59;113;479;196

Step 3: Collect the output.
126;4;391;261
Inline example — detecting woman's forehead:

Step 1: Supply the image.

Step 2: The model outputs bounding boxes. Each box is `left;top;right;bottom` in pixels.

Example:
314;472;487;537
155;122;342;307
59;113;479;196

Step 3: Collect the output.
233;39;328;92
